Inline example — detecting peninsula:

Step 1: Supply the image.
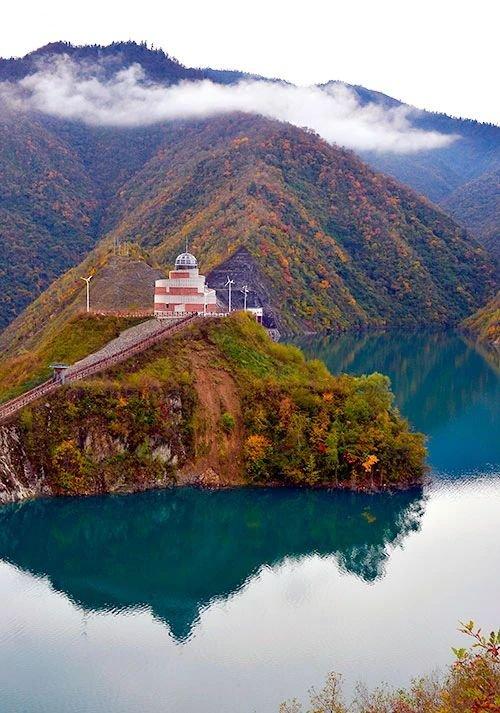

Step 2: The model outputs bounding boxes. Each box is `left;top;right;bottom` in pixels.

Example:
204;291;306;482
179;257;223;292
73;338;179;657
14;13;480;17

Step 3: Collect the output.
0;311;426;503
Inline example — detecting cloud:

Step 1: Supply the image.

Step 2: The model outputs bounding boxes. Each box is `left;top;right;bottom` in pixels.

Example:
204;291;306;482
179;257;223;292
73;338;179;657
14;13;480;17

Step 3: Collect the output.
0;56;457;153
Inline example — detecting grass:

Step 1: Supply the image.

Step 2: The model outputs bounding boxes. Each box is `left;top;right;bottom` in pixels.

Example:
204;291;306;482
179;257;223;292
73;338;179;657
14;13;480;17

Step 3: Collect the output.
207;312;310;382
0;314;146;404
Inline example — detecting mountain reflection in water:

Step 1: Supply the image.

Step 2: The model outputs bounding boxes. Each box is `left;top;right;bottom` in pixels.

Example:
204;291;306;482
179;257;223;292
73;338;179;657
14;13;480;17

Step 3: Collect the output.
0;330;498;713
0;487;424;640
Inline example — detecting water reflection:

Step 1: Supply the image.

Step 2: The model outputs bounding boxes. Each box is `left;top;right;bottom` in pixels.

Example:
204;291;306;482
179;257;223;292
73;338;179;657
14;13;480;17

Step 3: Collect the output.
0;331;497;713
296;331;499;473
0;487;424;640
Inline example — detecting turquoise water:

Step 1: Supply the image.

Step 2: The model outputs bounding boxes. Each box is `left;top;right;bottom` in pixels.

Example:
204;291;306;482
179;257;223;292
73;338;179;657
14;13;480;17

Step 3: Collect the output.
297;331;499;474
0;332;498;712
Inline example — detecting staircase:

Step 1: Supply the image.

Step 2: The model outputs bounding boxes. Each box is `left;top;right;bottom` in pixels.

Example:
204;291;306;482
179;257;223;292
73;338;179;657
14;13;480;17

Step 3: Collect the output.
0;315;198;424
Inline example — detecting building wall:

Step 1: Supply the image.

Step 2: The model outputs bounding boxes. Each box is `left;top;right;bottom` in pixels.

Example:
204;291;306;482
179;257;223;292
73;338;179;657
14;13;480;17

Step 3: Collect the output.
154;293;217;305
154;302;219;314
154;266;218;317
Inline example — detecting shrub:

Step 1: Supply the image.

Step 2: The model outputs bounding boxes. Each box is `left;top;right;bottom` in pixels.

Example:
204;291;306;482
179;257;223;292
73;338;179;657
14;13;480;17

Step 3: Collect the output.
220;412;236;433
279;621;500;712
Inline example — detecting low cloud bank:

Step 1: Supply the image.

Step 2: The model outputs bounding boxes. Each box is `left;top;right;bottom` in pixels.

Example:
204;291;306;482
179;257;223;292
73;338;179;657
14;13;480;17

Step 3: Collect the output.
0;56;457;153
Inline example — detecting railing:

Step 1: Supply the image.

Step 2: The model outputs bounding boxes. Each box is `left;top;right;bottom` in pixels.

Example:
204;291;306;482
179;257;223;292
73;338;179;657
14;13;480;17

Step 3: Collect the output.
0;315;198;424
0;379;59;423
86;309;154;318
156;311;230;319
67;314;197;383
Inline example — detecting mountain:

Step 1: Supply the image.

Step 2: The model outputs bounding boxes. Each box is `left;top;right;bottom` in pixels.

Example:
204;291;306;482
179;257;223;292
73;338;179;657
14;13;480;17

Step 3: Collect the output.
441;166;500;255
0;41;497;333
1;40;497;252
0;113;495;353
332;82;499;254
0;41;207;84
461;291;500;347
0;108;101;328
0;101;180;329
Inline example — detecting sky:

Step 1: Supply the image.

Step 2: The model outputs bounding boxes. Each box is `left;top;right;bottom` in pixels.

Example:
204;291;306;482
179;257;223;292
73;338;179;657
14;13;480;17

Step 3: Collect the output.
1;0;499;124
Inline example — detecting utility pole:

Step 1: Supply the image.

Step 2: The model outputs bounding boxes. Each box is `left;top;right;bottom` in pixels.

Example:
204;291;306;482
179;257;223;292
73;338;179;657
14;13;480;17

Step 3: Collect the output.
241;285;249;311
224;276;234;313
80;275;93;313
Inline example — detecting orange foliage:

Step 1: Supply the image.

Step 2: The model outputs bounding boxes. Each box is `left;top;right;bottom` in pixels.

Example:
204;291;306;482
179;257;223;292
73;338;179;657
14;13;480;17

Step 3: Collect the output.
245;434;271;462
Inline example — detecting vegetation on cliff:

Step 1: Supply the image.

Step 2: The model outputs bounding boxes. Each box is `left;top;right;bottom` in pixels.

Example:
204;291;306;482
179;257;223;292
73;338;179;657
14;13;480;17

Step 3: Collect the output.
210;314;426;487
461;292;500;346
8;313;426;496
280;622;500;713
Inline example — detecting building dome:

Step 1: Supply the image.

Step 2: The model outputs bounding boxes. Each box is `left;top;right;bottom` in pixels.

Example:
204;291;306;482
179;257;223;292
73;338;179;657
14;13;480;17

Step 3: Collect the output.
175;252;198;270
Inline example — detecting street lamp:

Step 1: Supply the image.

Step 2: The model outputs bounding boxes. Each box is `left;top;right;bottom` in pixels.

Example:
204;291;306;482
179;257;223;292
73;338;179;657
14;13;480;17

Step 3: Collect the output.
80;275;93;313
241;285;249;311
224;276;235;313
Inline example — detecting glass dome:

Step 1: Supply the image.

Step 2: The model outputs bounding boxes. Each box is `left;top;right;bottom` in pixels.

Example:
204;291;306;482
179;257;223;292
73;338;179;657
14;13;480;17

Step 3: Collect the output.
175;252;198;270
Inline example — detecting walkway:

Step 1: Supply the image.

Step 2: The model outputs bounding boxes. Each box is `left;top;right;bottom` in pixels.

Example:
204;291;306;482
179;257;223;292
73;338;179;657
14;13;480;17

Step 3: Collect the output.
0;316;198;424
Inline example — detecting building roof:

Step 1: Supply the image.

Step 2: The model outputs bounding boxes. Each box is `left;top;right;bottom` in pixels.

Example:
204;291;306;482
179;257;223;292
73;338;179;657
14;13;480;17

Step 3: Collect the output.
175;252;198;269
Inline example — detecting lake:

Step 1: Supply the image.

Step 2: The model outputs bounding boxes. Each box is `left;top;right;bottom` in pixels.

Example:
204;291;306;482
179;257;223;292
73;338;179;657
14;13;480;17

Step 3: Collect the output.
0;331;498;712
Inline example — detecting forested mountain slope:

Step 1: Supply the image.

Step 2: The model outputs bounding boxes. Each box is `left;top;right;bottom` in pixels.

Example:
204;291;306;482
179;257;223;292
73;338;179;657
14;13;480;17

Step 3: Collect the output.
329;82;499;245
99;116;495;333
441;166;500;256
1;114;495;350
461;291;500;346
0;41;497;331
0;109;176;329
2;42;497;242
0;107;101;328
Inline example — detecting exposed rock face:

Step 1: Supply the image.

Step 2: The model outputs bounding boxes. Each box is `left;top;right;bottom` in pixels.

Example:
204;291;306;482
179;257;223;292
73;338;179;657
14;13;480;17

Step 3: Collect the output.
0;425;49;503
207;247;282;331
0;389;192;503
80;256;165;313
0;377;242;504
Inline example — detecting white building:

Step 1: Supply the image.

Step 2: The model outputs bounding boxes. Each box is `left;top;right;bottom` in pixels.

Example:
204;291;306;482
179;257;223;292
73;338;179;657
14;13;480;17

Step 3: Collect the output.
154;252;218;318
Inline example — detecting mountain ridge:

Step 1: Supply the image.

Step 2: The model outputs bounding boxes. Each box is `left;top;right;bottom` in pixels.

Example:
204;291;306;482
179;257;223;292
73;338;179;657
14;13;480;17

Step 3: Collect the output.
0;114;495;353
0;41;497;331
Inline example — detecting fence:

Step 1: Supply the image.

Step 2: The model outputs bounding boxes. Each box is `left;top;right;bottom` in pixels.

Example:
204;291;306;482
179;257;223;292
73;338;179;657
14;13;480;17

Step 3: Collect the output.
0;379;59;423
86;309;154;318
0;314;198;424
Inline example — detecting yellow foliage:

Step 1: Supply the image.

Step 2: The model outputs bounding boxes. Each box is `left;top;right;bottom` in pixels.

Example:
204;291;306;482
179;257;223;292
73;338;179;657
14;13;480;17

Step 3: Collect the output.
245;434;271;462
362;454;379;472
